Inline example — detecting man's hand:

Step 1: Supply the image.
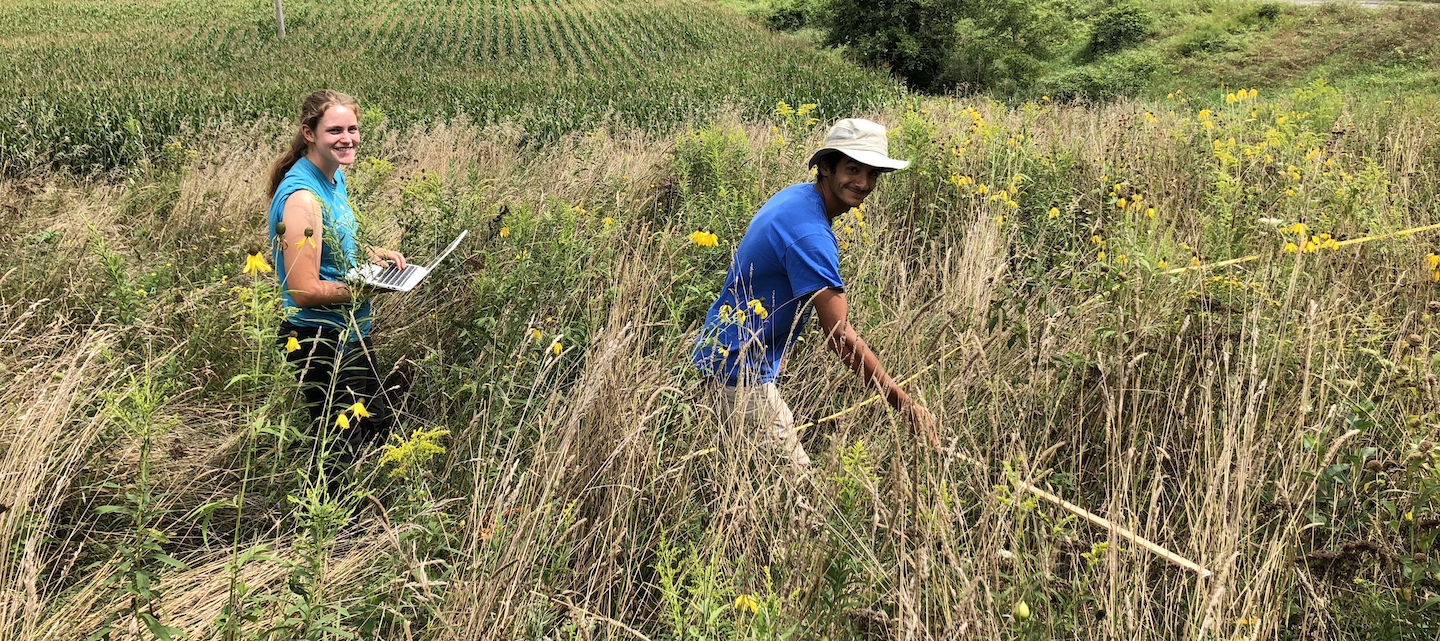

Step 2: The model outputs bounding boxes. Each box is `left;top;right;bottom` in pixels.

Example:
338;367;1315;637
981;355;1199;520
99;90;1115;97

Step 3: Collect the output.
903;402;940;449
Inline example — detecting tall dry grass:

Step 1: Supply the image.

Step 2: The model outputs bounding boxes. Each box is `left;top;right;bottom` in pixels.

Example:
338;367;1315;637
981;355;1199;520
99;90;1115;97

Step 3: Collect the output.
2;90;1439;639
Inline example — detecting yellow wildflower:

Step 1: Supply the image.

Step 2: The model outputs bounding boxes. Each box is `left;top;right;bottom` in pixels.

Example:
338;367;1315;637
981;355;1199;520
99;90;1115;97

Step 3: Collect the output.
500;227;511;238
1145;207;1157;219
551;340;563;356
296;228;315;249
1198;109;1212;120
718;304;733;323
243;252;273;276
976;183;989;196
350;400;371;419
1115;254;1130;266
1157;258;1169;270
1048;207;1060;219
1283;242;1299;254
734;594;759;614
285;335;301;353
1117;198;1128;209
1097;251;1107;261
688;230;719;247
604;217;614;227
336;413;351;430
747;299;769;320
531;328;543;340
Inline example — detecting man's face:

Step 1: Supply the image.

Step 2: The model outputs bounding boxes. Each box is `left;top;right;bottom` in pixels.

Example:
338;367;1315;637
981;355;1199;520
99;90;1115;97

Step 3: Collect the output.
820;157;883;209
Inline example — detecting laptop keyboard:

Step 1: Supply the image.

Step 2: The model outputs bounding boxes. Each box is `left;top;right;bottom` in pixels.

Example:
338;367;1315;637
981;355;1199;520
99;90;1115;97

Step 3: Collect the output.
373;264;420;287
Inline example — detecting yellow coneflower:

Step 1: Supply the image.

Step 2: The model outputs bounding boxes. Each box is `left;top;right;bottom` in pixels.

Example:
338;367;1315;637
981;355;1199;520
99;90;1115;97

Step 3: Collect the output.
734;594;759;614
500;227;511;238
551;340;563;356
1145;207;1157;219
1157;258;1169;270
285;333;301;353
1048;207;1060;219
243;251;273;276
336;412;352;430
687;230;719;247
297;227;316;249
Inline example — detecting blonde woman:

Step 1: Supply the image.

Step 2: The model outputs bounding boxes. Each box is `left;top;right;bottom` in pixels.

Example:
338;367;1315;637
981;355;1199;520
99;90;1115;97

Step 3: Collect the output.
267;89;407;484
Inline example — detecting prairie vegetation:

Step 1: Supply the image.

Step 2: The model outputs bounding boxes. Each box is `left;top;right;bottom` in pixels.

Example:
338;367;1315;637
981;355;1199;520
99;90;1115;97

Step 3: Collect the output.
7;83;1440;638
6;1;1440;640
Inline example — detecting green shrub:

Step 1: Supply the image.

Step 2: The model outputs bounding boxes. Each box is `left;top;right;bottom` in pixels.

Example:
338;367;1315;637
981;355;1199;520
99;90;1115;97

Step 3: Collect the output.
1086;4;1152;58
1175;22;1230;56
763;0;818;32
1035;49;1166;102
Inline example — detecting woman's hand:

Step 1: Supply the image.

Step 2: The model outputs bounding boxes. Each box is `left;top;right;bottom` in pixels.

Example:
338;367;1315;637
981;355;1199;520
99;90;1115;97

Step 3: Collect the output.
368;247;407;270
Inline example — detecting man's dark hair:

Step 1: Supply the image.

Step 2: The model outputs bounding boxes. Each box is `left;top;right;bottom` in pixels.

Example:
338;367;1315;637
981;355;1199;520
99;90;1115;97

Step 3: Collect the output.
813;152;844;182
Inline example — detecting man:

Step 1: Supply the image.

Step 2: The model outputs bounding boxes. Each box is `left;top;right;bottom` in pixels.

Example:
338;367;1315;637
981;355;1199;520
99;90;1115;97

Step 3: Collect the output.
693;118;937;469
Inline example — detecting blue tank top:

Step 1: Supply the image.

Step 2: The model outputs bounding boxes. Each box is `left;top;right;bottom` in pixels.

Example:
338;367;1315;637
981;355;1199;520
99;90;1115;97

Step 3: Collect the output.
268;156;372;337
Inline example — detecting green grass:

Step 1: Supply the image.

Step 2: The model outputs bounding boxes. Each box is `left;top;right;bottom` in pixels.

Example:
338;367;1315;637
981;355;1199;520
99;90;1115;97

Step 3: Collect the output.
0;0;901;175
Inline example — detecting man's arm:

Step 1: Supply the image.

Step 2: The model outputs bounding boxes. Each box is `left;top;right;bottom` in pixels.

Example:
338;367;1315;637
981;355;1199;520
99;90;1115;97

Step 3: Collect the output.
811;288;937;443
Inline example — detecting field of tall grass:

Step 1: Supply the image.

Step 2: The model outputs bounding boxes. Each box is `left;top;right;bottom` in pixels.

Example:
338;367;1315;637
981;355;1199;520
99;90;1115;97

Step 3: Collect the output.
4;76;1440;639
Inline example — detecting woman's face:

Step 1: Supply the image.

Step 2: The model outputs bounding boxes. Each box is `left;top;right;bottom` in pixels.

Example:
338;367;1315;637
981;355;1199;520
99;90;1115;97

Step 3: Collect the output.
303;105;360;167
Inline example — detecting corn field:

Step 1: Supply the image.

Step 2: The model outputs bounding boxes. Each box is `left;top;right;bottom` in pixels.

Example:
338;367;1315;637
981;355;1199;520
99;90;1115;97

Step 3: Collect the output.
0;0;901;175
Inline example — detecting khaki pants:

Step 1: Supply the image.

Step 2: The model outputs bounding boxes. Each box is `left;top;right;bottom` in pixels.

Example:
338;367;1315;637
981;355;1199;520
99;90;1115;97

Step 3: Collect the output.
714;382;811;468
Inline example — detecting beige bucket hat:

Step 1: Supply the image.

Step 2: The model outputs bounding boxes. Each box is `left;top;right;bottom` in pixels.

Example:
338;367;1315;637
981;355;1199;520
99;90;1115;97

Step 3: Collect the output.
806;118;909;172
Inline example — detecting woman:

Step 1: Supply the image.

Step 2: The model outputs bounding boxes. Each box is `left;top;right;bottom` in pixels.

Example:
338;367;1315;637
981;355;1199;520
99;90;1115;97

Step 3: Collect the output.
268;89;407;484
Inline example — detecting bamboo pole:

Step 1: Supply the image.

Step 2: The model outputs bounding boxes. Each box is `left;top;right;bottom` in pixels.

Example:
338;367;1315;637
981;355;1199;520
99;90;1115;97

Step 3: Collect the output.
1013;476;1213;578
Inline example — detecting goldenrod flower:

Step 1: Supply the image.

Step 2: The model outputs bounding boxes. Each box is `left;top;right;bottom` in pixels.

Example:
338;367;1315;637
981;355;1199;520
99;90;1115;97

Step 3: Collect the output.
243;252;273;276
500;227;511;238
336;412;352;430
734;594;759;614
350;400;370;419
285;335;301;353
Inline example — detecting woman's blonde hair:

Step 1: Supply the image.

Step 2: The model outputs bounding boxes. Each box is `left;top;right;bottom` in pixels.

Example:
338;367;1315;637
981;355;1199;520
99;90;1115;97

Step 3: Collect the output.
267;90;361;197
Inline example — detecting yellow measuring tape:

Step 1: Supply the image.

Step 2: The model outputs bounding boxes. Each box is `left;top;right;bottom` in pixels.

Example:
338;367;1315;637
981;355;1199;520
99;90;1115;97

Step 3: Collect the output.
1163;221;1440;275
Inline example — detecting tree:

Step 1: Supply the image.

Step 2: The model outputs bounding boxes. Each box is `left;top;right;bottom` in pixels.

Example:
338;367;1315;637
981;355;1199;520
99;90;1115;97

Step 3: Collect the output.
820;0;964;92
273;0;286;39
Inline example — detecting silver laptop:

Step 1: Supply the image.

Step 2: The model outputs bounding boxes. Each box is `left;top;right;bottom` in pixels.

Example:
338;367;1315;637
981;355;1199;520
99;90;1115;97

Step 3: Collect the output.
348;230;468;292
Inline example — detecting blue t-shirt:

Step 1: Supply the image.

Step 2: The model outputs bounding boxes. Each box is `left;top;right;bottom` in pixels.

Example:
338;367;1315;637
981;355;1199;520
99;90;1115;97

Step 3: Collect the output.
692;183;844;384
268;156;372;337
